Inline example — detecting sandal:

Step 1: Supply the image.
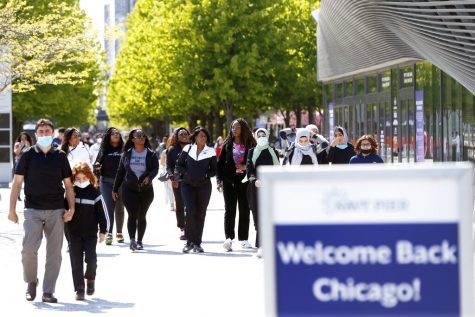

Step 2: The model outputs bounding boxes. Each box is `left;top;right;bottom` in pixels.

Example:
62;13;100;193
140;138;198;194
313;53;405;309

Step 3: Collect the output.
116;233;125;243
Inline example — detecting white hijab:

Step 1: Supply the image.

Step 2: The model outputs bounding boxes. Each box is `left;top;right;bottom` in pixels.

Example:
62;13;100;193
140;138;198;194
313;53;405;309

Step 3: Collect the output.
291;129;318;165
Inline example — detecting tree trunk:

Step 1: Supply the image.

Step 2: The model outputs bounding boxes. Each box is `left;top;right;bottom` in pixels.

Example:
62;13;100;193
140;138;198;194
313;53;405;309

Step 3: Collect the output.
296;106;302;127
224;99;234;130
215;107;224;138
307;103;314;125
279;109;290;127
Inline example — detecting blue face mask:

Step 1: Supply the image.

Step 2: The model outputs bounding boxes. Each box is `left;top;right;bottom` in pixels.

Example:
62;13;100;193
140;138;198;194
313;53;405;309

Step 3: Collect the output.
336;144;348;150
37;136;53;149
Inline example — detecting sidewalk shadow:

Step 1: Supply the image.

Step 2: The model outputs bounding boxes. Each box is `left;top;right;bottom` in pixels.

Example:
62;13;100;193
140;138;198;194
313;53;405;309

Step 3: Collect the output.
130;249;185;256
96;253;121;258
33;298;134;313
199;251;254;258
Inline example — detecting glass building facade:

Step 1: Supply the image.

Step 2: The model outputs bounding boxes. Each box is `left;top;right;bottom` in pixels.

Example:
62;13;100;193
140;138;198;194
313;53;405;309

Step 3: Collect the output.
322;62;475;163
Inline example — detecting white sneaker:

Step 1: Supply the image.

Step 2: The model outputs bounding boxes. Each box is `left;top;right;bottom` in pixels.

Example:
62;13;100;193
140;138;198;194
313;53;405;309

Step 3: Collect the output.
240;240;253;249
223;238;232;251
256;247;263;258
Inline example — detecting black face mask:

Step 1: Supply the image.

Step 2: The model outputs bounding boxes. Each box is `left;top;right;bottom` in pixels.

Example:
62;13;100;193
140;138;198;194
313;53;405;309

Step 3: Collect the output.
361;149;372;155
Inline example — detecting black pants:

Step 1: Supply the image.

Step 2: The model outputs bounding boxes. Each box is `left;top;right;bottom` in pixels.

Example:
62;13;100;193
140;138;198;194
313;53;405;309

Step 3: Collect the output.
223;175;250;241
122;187;154;242
173;185;185;229
181;181;212;245
68;234;97;292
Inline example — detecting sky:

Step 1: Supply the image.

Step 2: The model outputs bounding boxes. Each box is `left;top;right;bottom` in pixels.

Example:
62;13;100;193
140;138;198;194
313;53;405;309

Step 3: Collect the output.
79;0;105;48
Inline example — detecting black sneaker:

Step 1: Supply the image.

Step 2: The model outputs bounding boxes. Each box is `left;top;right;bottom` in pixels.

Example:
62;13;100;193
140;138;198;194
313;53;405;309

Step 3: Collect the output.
193;244;204;253
130;239;137;251
42;293;58;303
137;241;144;250
75;290;85;301
86;279;95;296
182;243;193;253
25;278;38;301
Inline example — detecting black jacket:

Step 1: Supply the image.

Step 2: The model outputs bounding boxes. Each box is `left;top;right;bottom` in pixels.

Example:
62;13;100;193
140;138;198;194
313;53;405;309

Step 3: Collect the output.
246;147;280;179
175;144;217;187
166;144;186;180
217;142;249;183
67;185;109;237
327;143;356;164
113;147;159;192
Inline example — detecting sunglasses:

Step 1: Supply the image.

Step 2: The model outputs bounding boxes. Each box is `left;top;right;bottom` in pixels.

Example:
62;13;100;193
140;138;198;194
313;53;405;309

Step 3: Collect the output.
134;133;145;139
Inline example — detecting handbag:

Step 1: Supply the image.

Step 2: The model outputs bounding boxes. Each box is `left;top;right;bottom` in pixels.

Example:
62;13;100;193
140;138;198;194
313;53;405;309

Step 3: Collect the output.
173;146;192;182
158;170;168;182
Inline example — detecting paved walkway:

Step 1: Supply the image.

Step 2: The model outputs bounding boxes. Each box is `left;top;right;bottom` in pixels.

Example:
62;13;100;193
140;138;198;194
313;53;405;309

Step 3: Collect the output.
0;179;265;316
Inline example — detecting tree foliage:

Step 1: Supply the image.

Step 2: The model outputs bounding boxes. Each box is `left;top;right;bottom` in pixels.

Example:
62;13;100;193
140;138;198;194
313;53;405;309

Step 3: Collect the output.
0;0;102;93
107;0;321;132
0;0;104;129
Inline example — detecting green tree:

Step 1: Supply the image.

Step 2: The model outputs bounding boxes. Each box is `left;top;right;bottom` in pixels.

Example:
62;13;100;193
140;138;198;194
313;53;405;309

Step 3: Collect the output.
108;0;321;135
1;0;104;131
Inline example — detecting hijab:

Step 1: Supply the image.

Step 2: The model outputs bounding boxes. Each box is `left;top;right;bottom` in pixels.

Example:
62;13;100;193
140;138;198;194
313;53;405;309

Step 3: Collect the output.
291;129;318;165
252;128;279;166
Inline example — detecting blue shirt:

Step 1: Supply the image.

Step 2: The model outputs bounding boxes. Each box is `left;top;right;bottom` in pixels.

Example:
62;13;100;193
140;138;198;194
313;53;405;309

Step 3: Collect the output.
349;153;384;164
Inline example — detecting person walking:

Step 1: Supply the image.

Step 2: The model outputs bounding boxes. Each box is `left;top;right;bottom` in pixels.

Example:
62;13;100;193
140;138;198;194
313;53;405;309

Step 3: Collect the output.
94;127;125;245
283;128;319;166
159;140;175;211
8;118;75;303
61;128;92;169
14;132;32;167
349;135;384;164
246;128;280;258
112;129;159;251
13;132;32;201
175;127;217;253
217;118;256;251
328;126;356;164
67;162;109;300
166;127;190;240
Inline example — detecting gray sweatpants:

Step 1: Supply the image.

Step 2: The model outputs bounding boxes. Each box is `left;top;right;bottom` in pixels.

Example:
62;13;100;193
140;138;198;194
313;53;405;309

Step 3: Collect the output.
22;208;64;294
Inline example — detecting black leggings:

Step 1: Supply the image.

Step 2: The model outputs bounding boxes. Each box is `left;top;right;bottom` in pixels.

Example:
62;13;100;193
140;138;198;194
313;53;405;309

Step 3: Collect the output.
122;187;154;242
173;185;185;229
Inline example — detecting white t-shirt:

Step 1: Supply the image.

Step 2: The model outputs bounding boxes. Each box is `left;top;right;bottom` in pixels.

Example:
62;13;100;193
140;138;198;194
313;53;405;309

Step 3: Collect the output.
130;149;147;178
68;143;92;169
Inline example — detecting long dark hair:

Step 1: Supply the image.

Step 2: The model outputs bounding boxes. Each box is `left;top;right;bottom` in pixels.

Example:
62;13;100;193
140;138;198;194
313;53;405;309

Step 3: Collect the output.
190;126;212;146
170;127;190;148
15;132;32;145
223;118;256;149
95;127;124;164
61;128;79;153
123;129;152;152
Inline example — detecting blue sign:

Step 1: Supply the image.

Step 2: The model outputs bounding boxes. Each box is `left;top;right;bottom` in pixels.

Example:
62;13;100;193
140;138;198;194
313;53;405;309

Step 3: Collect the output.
275;223;459;316
415;90;424;162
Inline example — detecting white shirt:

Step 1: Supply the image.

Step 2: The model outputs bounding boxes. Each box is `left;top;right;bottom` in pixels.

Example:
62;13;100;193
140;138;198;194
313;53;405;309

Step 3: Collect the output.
68;143;92;169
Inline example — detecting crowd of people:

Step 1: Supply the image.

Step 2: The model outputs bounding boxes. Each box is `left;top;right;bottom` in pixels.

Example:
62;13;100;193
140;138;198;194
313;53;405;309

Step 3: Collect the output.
8;117;383;303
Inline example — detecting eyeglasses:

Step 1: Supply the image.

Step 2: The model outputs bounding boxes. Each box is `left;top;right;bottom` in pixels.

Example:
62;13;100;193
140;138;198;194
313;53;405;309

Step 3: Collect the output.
360;143;372;148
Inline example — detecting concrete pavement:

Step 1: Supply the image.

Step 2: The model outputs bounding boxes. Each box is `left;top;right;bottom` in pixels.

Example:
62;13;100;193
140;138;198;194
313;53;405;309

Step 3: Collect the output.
0;179;265;316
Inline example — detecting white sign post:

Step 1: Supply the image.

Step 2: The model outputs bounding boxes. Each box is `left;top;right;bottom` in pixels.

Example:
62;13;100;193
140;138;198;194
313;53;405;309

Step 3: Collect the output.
260;164;473;316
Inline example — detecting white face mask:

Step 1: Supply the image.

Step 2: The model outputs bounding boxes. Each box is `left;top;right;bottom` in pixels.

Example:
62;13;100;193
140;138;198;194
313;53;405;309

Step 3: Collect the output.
74;180;90;189
256;137;268;147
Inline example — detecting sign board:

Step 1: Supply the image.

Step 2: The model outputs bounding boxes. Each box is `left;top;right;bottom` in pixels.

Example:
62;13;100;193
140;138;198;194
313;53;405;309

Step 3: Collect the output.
259;164;473;316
